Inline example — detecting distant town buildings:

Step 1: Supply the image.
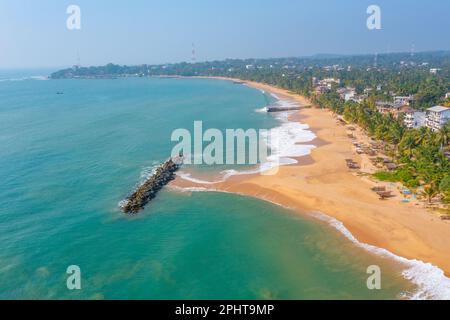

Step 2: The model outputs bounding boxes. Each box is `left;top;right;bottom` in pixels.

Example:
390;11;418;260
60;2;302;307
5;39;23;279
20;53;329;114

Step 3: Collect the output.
337;87;356;101
323;65;342;71
430;68;441;74
376;101;404;116
319;78;340;88
314;86;329;95
363;88;372;95
313;79;449;132
374;95;414;118
393;95;413;106
349;95;365;104
313;78;340;96
425;106;450;131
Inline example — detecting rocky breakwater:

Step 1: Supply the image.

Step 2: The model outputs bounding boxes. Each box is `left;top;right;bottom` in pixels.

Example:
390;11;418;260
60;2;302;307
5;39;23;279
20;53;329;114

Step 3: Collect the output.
121;157;182;214
267;106;302;112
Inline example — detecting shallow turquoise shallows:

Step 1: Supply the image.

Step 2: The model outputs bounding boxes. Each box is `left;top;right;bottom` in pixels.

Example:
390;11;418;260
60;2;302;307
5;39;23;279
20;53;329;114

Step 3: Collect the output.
0;74;415;299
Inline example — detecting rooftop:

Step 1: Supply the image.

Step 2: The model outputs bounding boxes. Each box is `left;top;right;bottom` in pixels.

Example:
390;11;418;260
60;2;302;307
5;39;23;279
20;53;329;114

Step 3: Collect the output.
427;106;450;113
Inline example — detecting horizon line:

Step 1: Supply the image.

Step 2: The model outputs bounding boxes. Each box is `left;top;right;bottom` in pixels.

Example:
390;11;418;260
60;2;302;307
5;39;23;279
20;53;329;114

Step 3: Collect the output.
2;49;450;71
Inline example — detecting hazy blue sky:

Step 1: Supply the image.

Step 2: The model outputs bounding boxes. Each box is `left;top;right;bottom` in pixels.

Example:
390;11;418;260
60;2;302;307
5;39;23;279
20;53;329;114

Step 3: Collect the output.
0;0;449;68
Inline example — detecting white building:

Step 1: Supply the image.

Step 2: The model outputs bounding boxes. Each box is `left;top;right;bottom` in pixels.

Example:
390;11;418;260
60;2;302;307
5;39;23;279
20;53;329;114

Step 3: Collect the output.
376;101;401;115
318;78;340;89
344;91;356;102
425;106;450;132
350;95;365;104
337;87;356;101
314;78;340;96
403;110;426;129
445;92;450;99
430;68;441;74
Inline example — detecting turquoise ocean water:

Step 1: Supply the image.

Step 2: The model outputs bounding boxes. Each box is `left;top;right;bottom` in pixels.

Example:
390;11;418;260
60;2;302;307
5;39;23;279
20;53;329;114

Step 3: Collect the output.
0;72;419;299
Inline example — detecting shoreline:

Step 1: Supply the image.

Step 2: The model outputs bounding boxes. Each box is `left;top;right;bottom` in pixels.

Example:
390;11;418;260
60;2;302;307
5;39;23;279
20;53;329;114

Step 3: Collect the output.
174;77;450;284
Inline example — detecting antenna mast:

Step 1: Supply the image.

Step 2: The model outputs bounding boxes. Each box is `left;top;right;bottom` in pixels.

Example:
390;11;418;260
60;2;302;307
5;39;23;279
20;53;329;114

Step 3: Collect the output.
191;43;196;63
76;50;81;69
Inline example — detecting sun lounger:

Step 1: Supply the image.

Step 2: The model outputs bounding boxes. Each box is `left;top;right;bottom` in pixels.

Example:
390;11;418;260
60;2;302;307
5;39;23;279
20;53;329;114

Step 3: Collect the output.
377;191;393;199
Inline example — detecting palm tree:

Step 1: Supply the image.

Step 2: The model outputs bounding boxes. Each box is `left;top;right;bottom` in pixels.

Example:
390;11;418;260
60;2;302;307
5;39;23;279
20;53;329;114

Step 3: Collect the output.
399;131;417;158
388;123;404;157
435;123;450;152
422;184;439;204
415;127;429;146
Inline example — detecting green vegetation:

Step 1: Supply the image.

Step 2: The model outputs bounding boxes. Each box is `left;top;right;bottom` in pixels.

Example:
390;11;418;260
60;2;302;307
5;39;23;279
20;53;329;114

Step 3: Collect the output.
373;169;419;188
440;176;450;203
314;93;449;193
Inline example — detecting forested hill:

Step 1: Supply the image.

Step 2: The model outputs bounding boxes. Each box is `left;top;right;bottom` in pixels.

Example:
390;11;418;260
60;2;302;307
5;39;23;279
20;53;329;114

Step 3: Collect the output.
51;51;450;109
51;51;450;79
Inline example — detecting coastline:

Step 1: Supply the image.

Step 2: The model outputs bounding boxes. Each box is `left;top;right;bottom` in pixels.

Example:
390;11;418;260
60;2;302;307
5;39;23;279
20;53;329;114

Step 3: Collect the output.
174;77;450;290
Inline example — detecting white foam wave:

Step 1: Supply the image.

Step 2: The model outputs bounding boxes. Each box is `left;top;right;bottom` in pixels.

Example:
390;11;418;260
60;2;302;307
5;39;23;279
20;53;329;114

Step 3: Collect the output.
270;98;299;111
263;111;316;165
118;199;129;209
255;107;268;113
270;93;280;100
139;165;159;182
170;185;215;193
171;181;450;300
118;164;160;208
176;167;261;185
178;96;316;185
0;76;49;82
312;211;450;300
176;171;221;185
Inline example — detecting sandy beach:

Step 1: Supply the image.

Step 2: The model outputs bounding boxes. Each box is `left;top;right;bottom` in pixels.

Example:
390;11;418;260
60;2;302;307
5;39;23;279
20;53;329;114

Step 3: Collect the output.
175;78;450;277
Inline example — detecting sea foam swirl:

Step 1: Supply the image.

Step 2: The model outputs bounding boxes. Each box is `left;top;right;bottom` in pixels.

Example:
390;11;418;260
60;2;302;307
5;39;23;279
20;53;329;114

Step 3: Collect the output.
313;212;450;300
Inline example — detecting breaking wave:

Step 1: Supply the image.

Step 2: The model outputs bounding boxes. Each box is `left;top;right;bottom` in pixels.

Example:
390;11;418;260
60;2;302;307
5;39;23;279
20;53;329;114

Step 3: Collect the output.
313;212;450;300
178;95;315;184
